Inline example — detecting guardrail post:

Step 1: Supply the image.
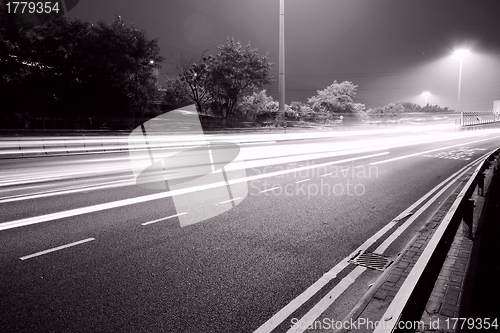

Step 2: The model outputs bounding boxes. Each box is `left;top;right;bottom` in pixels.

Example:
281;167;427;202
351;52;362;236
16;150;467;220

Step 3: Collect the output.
462;199;475;239
477;172;485;196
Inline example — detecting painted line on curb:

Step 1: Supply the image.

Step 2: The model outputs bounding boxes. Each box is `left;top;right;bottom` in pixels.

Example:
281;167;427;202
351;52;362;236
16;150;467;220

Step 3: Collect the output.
20;238;95;261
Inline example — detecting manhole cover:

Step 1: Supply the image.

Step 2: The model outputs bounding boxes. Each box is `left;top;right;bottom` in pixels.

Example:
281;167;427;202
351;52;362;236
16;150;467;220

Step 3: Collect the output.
349;251;392;271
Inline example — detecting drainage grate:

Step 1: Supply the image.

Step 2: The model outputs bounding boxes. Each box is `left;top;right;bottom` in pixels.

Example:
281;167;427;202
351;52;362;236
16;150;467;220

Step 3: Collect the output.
349;251;392;271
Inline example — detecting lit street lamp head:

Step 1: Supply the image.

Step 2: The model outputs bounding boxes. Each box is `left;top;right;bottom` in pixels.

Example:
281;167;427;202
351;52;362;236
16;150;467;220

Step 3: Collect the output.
453;49;470;59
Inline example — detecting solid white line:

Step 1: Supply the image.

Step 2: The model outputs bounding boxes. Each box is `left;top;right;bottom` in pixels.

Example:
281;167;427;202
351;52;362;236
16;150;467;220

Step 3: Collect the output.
374;153;493;333
253;210;417;333
374;166;472;254
295;179;310;184
20;238;95;261
369;136;499;165
259;187;281;193
141;212;188;226
216;197;242;205
374;153;486;254
253;154;485;333
287;266;367;333
0;152;389;232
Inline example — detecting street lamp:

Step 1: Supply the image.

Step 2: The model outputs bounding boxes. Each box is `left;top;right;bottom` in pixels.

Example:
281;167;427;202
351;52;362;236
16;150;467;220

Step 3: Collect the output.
149;60;159;86
453;49;470;113
422;91;430;106
278;0;286;128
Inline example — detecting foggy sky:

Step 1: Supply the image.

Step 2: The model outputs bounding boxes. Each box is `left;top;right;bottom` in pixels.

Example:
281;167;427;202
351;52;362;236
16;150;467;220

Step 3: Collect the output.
67;0;500;111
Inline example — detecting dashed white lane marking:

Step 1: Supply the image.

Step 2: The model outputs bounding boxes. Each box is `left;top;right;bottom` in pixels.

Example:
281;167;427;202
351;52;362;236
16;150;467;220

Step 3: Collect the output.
259;187;281;193
369;137;499;165
0;152;388;231
141;212;188;226
216;197;242;205
20;238;95;261
295;179;311;184
287;266;367;333
320;173;332;177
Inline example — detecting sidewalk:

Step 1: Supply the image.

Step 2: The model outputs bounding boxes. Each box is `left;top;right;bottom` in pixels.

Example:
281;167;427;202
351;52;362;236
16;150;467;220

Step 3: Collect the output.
333;157;499;332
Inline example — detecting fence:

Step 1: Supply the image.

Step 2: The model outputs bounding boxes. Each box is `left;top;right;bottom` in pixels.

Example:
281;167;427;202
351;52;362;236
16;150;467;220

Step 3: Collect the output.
460;111;500;126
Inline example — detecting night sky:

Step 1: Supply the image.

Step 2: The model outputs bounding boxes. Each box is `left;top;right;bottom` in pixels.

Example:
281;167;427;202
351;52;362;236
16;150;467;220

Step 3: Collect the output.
67;0;500;111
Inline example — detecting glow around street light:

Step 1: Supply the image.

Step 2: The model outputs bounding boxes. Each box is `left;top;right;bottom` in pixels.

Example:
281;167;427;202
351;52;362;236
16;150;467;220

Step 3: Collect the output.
422;91;430;105
453;49;470;59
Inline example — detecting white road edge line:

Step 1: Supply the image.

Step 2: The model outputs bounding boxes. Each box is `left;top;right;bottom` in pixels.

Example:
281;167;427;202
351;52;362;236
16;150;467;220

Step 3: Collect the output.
20;238;95;261
0;152;389;232
374;165;473;254
141;212;188;226
285;164;477;330
287;266;367;333
373;149;498;333
253;155;485;333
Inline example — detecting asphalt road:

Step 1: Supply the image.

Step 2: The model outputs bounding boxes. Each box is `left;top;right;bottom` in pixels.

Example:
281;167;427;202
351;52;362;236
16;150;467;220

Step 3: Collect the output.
1;127;499;333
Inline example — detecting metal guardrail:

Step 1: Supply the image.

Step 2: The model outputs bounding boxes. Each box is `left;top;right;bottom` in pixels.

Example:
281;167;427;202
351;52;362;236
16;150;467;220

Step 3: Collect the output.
460;111;500;126
374;147;500;333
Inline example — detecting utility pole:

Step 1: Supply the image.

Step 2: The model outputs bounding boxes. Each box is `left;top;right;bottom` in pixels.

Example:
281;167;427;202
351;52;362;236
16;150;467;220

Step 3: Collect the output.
278;0;286;128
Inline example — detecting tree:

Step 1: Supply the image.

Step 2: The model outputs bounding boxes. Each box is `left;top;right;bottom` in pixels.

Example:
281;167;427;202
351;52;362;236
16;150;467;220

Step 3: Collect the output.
366;103;405;119
204;38;273;119
161;77;192;106
307;81;358;114
178;53;212;113
239;89;278;123
0;14;164;128
399;102;422;113
289;101;312;120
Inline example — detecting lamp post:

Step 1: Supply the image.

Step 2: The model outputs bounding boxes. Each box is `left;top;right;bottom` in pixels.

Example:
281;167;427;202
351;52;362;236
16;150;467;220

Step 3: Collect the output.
278;0;286;128
422;91;430;106
453;49;469;113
